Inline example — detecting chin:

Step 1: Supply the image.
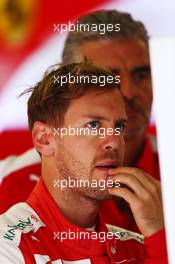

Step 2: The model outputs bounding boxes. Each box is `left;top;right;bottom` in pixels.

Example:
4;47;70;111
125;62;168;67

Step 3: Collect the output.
92;190;113;201
82;188;113;201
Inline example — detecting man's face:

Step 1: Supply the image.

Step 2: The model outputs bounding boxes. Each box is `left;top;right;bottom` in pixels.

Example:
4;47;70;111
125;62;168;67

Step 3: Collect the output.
79;39;152;139
54;89;127;200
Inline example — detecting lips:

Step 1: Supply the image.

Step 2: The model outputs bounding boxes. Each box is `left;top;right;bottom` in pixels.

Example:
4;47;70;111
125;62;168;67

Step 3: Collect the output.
95;160;118;170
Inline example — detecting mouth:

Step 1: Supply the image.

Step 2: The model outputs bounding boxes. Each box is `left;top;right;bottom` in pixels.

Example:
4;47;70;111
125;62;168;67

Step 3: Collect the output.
95;161;118;171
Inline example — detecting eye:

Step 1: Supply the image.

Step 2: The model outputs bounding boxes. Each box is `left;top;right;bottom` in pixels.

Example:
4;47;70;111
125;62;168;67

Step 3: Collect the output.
86;121;100;129
115;122;125;132
133;67;150;82
134;72;149;81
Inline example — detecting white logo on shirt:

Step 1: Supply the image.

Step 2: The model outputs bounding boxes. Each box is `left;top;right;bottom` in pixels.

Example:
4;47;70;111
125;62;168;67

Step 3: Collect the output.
34;254;91;264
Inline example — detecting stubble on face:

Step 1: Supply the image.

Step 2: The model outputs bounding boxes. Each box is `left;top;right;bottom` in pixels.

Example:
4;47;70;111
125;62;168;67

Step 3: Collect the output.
55;142;121;202
51;89;126;204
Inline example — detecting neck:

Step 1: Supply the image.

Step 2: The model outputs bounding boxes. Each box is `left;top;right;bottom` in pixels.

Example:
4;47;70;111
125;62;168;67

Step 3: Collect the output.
42;163;98;228
124;133;145;166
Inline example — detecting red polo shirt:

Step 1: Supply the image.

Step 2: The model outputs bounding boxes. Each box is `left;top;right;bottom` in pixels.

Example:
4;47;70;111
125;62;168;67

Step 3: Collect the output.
0;178;167;263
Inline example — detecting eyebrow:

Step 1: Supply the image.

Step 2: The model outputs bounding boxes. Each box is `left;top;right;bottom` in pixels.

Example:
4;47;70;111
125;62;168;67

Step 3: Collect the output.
83;115;128;123
132;65;150;74
109;65;150;74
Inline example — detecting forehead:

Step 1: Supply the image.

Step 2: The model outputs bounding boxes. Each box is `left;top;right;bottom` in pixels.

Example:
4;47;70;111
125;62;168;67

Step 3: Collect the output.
64;89;127;121
79;38;149;70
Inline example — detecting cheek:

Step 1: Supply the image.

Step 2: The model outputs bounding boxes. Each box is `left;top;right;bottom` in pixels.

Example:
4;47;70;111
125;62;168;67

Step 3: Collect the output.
120;137;125;155
62;135;95;160
138;86;153;109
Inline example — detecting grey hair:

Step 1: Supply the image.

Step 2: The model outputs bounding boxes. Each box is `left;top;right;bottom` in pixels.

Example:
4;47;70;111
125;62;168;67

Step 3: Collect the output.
62;9;149;64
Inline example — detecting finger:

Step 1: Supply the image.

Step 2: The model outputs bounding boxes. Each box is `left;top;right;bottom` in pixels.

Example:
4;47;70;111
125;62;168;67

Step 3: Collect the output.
108;166;161;195
108;167;155;183
108;173;150;201
108;187;139;209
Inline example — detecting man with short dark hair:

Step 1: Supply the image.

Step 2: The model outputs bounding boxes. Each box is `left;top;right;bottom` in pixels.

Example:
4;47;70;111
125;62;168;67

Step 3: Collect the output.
0;62;167;263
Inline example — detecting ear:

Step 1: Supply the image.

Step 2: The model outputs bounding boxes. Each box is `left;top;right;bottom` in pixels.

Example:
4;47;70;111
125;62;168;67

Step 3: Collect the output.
32;121;54;156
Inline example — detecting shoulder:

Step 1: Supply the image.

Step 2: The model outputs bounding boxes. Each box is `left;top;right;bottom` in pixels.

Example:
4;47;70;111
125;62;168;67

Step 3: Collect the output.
0;241;25;264
0;202;45;263
147;133;158;153
0;148;40;184
0;148;41;213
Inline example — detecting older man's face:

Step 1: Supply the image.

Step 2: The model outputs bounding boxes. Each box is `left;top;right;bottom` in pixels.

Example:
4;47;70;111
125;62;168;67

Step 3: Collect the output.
79;39;152;139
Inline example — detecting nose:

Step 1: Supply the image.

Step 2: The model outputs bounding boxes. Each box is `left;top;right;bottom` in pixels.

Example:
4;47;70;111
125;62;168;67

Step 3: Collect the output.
102;133;121;151
120;73;137;101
